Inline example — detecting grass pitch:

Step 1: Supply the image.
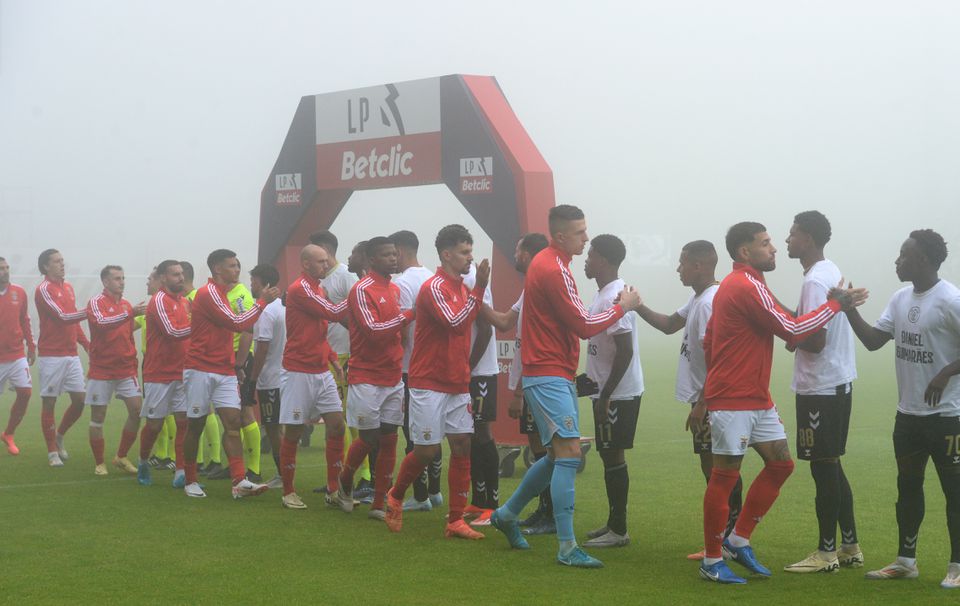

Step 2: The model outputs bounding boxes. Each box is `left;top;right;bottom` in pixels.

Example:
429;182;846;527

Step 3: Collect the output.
0;345;957;605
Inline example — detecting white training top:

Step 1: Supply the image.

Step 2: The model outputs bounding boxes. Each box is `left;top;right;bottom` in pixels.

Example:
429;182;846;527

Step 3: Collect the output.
586;278;644;400
876;279;960;416
508;292;524;391
792;259;858;395
253;298;287;391
674;284;718;404
394;265;434;373
320;263;357;356
464;264;499;377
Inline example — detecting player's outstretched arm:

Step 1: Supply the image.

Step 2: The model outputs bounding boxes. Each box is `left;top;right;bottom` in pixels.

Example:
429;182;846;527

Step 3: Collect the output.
636;304;685;335
844;306;892;351
479;303;519;332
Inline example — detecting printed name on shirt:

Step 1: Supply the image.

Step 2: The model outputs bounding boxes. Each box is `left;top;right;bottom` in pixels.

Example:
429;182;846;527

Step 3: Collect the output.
897;330;934;364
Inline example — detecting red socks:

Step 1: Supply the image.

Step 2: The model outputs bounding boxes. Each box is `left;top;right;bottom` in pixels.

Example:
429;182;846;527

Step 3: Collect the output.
184;461;198;485
139;424;161;460
4;390;29;435
58;402;84;436
372;433;398;510
447;454;471;523
734;460;795;540
340;437;372;492
174;417;187;471
325;434;344;493
280;437;298;495
117;429;137;458
390;451;428;502
90;436;105;465
228;455;245;484
41;411;57;452
704;468;741;559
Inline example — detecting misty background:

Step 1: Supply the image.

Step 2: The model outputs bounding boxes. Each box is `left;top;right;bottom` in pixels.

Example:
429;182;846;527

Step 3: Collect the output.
1;1;958;353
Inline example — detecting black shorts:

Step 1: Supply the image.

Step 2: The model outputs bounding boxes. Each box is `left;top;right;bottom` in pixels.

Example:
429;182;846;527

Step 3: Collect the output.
258;388;280;425
520;394;537;435
470;375;498;423
238;357;257;407
894;412;960;469
593;396;641;451
795;386;852;460
691;404;712;455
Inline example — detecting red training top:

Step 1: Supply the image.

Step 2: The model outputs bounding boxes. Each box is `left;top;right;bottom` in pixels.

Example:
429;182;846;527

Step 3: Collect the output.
347;272;412;386
521;243;625;380
0;284;35;363
408;267;483;394
282;273;347;374
185;279;263;375
35;277;89;357
86;291;138;380
144;289;191;383
703;262;840;411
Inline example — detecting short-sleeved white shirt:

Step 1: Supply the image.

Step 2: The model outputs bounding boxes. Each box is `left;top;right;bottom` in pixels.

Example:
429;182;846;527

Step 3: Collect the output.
876;279;960;416
464;264;499;377
674;284;718;404
253;298;286;390
394;265;434;373
508;292;524;390
586;278;643;399
792;259;858;395
320;263;357;356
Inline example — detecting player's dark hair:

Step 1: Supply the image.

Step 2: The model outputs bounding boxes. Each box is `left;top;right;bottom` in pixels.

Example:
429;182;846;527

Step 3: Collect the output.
249;264;280;288
389;230;419;252
793;210;832;248
100;265;123;280
682;240;718;264
519;233;548;256
38;248;59;275
206;249;236;272
309;231;338;255
548;204;585;236
909;229;948;270
179;261;195;282
725;222;767;261
590;234;626;267
156;260;181;276
365;236;394;258
435;224;473;254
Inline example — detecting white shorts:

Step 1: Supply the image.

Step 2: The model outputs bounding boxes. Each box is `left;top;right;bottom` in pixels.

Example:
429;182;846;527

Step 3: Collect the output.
0;358;31;392
183;369;240;418
141;381;186;419
709;406;788;456
38;356;85;397
407;388;473;446
279;370;342;425
347;382;404;430
85;377;140;405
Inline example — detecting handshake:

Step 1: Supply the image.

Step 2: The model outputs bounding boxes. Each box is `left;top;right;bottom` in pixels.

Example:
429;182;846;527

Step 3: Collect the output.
827;279;869;312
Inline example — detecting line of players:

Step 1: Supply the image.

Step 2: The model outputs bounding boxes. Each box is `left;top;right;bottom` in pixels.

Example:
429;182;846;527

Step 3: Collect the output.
0;206;958;583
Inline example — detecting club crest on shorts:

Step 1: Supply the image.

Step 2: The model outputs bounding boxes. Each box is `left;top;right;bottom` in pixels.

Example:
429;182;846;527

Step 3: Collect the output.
423;429;432;441
91;393;99;403
293;409;301;421
563;416;575;431
740;435;748;449
192;406;200;415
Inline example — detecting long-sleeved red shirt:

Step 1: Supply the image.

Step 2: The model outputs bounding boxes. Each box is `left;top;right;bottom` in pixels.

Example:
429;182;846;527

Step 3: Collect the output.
185;279;264;375
703;262;840;411
408;268;484;394
144;289;191;383
282;273;347;374
0;284;35;363
521;243;625;380
86;291;138;380
347;272;412;386
35;278;89;357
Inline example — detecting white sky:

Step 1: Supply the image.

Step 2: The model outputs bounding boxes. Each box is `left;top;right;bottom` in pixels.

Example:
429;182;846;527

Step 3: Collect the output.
1;0;958;324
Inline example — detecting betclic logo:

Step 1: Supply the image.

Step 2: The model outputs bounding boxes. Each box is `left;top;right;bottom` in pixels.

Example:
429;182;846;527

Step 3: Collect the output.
275;173;302;206
460;157;493;194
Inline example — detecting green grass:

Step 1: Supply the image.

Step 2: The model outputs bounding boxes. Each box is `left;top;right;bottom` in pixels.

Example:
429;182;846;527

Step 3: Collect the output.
0;345;957;605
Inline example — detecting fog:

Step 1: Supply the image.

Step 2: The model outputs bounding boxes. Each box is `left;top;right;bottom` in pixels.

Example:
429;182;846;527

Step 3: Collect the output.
2;1;958;343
